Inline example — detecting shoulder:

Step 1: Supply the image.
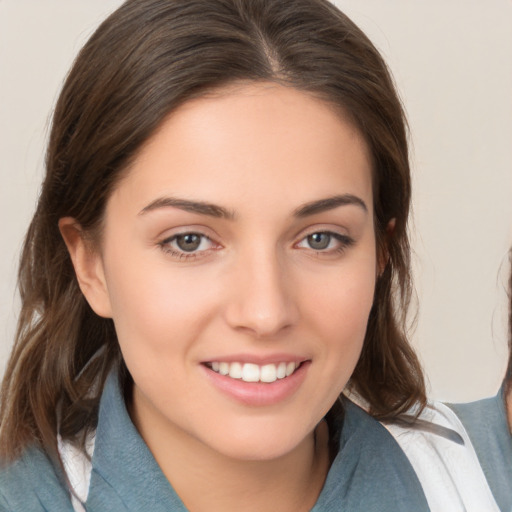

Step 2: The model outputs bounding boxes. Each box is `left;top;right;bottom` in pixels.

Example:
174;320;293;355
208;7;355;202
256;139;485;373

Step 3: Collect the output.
0;446;74;511
449;389;512;512
448;391;509;467
382;401;499;512
448;389;506;439
313;399;431;512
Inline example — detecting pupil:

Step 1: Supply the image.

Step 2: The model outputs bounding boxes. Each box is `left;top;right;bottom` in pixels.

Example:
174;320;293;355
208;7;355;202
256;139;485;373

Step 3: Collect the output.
177;234;201;252
308;233;330;250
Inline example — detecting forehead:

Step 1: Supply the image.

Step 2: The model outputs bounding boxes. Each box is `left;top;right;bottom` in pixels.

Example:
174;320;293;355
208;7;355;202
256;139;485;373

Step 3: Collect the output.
110;82;373;215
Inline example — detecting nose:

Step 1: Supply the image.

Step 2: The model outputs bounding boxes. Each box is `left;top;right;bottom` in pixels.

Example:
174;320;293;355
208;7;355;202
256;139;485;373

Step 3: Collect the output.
224;250;299;338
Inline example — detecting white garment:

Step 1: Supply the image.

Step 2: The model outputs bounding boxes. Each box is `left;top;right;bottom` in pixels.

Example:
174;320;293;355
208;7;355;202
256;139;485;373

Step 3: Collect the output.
57;434;95;512
58;401;499;512
382;402;499;512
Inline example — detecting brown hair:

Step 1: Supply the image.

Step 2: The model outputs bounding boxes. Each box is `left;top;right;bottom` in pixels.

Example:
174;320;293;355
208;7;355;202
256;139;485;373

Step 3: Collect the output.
0;0;425;462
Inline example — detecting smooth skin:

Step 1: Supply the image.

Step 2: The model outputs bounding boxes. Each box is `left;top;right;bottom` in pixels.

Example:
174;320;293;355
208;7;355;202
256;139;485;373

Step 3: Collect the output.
61;82;380;512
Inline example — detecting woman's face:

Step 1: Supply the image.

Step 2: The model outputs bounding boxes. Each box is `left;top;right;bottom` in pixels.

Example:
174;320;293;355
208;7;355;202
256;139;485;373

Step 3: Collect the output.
87;83;377;461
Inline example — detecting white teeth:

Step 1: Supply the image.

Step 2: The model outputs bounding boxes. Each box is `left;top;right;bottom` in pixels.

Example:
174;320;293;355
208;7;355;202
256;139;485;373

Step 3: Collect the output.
242;363;260;382
286;362;296;377
229;362;243;379
209;361;300;383
276;362;287;379
260;364;277;383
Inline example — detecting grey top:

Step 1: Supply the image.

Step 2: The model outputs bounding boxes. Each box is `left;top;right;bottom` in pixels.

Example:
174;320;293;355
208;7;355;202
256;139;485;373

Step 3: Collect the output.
450;387;512;512
0;372;430;511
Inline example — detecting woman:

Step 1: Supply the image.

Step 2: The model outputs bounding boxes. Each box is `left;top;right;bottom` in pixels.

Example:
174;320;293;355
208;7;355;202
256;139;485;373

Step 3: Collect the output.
0;1;497;510
450;250;512;512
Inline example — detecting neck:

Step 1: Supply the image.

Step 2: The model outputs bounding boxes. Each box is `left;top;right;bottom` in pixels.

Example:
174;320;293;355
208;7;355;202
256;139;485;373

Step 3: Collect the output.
177;427;329;512
132;406;330;512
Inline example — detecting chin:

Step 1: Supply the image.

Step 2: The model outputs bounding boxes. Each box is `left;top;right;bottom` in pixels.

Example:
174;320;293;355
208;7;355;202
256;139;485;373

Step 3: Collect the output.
197;417;316;462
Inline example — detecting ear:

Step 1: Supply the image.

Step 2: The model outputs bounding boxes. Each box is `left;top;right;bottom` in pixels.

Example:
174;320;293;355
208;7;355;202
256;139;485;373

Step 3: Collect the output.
377;218;396;276
59;217;113;318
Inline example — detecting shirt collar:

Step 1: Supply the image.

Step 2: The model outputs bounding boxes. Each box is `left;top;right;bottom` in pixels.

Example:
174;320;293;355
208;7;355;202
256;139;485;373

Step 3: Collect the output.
87;371;187;511
88;371;428;511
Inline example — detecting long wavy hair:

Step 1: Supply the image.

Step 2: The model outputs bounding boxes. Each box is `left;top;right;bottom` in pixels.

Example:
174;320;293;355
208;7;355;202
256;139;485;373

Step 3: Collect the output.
0;0;425;462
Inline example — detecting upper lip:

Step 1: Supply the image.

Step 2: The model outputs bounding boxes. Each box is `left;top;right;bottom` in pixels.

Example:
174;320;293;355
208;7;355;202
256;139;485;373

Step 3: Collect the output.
201;353;309;365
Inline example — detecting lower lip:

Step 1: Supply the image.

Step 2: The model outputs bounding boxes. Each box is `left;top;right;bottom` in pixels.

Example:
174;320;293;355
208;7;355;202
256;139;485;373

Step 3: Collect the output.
201;362;310;407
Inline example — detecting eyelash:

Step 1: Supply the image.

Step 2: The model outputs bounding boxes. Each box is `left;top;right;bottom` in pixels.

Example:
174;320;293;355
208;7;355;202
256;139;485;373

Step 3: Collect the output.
295;231;354;256
158;230;354;261
159;232;218;260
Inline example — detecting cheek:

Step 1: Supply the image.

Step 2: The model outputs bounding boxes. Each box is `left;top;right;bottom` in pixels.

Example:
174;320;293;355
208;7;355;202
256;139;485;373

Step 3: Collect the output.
102;250;220;357
305;257;377;336
301;250;377;385
295;257;376;415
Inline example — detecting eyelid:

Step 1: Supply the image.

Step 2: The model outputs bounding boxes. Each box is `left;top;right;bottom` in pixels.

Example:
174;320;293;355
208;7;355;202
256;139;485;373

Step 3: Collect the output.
293;226;355;254
293;223;351;242
161;232;213;248
295;231;353;247
158;227;222;260
154;223;220;241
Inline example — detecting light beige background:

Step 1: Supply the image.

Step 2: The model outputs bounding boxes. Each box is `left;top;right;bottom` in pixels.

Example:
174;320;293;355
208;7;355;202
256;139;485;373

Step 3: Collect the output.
1;0;511;402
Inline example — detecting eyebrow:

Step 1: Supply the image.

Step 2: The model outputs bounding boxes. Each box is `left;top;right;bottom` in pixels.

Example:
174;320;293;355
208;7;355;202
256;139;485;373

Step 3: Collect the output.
139;193;367;220
139;197;236;219
293;194;368;217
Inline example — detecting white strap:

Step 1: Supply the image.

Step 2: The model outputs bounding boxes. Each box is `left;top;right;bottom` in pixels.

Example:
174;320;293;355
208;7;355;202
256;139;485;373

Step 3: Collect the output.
383;402;499;512
57;433;96;512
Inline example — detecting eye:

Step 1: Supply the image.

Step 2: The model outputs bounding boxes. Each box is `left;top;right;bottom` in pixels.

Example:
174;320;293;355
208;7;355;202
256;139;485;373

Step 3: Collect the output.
174;233;205;252
160;232;216;257
296;231;353;253
305;232;332;250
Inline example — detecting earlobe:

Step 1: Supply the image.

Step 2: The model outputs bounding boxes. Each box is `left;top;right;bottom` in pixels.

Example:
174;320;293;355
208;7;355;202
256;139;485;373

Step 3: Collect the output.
58;217;113;318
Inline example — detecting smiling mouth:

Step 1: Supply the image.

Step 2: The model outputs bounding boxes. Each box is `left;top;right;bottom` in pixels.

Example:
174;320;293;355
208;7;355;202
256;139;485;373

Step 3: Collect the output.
204;361;302;383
